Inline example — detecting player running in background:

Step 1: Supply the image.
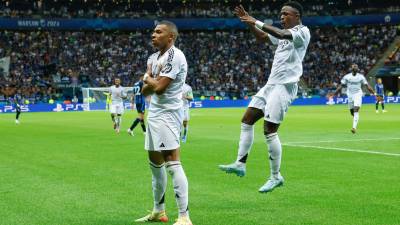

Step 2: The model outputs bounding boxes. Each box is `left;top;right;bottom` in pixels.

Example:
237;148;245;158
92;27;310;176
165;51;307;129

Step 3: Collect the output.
181;83;193;143
135;21;192;225
219;1;310;193
109;78;126;133
329;64;376;134
127;75;147;136
10;96;22;124
375;78;386;113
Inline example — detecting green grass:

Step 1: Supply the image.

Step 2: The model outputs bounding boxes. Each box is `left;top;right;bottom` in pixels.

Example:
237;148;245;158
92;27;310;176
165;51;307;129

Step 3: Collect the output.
1;104;400;225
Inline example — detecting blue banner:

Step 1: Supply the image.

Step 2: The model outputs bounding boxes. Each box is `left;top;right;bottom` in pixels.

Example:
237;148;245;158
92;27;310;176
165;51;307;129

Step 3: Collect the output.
0;14;398;30
1;96;399;113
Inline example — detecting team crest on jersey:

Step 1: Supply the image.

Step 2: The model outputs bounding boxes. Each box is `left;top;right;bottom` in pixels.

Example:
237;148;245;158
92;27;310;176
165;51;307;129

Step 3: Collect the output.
162;63;173;73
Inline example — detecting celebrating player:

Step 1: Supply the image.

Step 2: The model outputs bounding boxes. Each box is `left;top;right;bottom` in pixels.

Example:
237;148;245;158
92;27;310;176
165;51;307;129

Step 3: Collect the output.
181;83;193;143
219;1;310;193
135;21;192;225
127;75;146;136
109;78;126;133
329;63;376;133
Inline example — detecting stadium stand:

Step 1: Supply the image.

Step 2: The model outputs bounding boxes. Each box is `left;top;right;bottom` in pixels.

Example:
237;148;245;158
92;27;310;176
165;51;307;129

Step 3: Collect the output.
0;0;399;103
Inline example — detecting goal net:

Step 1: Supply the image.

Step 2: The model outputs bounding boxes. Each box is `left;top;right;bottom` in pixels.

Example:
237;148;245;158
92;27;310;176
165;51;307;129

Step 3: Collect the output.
81;87;134;111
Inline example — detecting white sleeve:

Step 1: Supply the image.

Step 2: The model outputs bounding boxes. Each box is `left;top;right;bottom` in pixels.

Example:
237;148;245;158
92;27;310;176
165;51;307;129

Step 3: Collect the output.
147;55;153;66
267;34;279;46
159;52;181;80
361;75;368;85
341;76;347;85
188;86;193;98
288;26;309;47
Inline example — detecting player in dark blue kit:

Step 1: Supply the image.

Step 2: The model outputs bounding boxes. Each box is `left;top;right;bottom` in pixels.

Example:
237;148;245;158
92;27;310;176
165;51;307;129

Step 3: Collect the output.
10;96;22;124
375;78;386;113
127;75;147;136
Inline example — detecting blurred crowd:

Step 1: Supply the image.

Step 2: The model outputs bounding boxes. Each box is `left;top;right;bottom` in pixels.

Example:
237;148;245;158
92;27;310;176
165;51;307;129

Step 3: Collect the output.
303;26;398;96
0;0;399;19
0;24;398;103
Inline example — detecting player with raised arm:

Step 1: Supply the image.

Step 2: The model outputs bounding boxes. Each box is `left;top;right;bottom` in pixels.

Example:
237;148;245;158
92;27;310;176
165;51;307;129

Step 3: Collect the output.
127;75;146;136
375;78;386;113
219;1;310;193
181;83;193;143
135;21;193;225
329;63;376;134
109;78;126;133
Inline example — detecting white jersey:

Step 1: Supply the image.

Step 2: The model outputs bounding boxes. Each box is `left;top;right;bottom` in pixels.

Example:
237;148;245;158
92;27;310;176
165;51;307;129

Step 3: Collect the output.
110;85;125;104
267;24;311;84
182;83;193;109
147;46;187;116
341;73;368;96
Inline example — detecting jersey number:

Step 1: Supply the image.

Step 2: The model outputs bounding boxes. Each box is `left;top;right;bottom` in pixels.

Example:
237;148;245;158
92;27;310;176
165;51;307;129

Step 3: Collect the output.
133;86;141;95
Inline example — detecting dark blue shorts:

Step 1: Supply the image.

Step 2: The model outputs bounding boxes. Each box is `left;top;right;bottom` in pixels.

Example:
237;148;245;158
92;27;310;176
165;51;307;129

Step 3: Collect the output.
136;103;145;113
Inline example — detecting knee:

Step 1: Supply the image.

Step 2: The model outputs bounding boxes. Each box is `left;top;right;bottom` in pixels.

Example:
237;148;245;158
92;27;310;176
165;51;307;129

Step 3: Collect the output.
241;115;254;125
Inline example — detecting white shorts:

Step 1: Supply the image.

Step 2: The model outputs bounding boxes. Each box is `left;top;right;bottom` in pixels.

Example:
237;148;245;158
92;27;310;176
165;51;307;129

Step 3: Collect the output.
248;83;298;124
348;93;362;109
183;107;190;121
145;110;183;151
110;103;124;114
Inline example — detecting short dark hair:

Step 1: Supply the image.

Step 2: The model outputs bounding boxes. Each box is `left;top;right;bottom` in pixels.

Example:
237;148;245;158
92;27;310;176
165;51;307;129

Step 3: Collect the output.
283;1;303;17
157;20;179;41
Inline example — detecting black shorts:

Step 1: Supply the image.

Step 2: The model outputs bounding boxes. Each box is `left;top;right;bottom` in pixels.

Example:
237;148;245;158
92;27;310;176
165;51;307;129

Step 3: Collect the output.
136;103;145;113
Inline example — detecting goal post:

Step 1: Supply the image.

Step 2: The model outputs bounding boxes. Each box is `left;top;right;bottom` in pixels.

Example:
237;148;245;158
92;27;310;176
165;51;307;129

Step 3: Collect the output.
81;87;133;111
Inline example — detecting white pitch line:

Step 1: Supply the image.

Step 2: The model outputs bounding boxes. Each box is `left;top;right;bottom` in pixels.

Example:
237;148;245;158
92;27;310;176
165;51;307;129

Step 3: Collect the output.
284;144;400;157
285;137;400;145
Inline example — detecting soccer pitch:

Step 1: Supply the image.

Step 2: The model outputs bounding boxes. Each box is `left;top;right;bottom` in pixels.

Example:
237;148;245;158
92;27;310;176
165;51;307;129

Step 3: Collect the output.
1;104;399;225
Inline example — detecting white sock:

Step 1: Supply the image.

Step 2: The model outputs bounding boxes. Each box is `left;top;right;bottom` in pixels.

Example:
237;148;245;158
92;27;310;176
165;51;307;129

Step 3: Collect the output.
353;112;359;129
235;123;254;164
150;161;167;212
166;161;189;217
265;133;282;179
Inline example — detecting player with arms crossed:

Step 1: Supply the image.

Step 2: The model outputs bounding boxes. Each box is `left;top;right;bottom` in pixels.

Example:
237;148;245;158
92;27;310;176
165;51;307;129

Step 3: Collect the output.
109;78;127;133
135;21;193;225
219;1;311;193
127;75;147;136
375;78;386;113
329;63;376;133
181;83;193;143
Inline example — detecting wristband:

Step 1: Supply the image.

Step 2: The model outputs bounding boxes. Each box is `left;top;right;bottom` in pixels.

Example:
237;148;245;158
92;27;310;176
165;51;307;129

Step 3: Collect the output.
255;20;264;30
143;73;150;81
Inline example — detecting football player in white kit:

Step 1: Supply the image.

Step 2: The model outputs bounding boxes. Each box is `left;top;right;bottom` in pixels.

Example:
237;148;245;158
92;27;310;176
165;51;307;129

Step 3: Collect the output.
181;83;193;143
135;21;193;225
330;63;376;133
219;2;311;193
109;78;126;133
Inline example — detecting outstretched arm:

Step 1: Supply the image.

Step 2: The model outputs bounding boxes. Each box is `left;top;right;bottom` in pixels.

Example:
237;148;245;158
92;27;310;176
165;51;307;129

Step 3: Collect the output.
330;84;344;97
234;5;271;44
235;5;292;40
365;84;376;95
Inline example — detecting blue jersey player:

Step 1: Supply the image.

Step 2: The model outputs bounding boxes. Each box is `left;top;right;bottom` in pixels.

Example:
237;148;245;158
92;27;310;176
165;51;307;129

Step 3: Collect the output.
127;75;147;135
375;78;386;113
